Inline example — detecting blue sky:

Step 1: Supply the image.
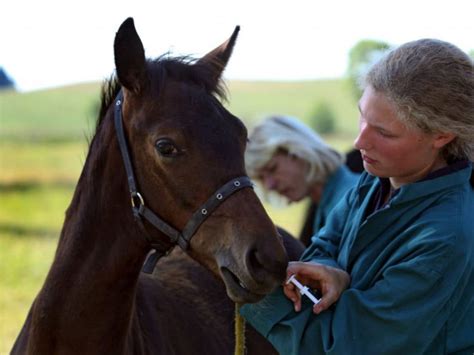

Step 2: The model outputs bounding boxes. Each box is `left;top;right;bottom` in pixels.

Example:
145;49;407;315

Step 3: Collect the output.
2;0;473;91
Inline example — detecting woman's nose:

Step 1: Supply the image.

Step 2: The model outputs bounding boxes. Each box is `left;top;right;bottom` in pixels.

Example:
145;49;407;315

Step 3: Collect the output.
354;133;364;151
354;122;371;151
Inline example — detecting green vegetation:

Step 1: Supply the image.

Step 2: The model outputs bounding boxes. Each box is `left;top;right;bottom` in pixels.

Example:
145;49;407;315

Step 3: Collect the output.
347;39;390;100
0;141;86;184
309;101;337;134
227;80;359;137
0;141;81;354
1;234;57;350
0;82;101;142
0;78;358;353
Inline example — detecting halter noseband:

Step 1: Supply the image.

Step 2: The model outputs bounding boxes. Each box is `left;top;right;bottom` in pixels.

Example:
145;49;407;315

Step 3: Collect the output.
113;91;253;273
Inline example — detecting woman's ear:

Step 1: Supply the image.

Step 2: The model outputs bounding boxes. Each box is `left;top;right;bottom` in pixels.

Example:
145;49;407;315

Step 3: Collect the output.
432;132;456;149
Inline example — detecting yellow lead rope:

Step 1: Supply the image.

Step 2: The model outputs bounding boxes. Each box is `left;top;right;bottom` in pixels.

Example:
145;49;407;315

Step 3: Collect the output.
234;303;246;355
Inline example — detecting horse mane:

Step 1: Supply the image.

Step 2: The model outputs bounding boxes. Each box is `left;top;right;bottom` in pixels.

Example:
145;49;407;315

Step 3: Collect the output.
95;54;229;131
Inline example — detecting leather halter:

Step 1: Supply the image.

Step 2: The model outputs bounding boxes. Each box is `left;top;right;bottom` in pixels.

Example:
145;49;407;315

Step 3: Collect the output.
113;91;253;273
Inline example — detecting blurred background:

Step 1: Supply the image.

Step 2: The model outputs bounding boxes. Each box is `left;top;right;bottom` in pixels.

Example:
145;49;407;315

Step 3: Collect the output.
1;0;473;352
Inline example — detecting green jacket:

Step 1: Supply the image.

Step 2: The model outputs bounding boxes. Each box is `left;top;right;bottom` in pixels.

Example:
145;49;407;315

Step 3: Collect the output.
312;165;360;235
241;163;474;355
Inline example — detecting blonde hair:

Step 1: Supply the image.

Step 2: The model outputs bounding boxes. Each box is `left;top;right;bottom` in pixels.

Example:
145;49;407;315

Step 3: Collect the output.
363;39;474;161
245;116;344;189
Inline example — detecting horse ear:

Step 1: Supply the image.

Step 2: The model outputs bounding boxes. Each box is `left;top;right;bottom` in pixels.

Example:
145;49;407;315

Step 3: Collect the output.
114;18;148;94
196;26;240;87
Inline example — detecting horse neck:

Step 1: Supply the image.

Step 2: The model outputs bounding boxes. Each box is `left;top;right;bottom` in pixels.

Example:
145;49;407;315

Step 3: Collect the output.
62;113;148;270
32;114;151;349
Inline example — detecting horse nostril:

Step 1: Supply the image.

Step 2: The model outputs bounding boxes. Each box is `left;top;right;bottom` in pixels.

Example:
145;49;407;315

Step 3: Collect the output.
247;248;264;276
243;235;289;286
245;246;287;283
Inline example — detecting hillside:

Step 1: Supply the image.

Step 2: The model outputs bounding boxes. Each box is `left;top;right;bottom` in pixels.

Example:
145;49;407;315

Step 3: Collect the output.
0;79;360;143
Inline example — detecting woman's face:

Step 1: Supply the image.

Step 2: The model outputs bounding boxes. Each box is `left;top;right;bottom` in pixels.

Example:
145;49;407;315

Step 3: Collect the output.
354;86;452;188
257;151;310;202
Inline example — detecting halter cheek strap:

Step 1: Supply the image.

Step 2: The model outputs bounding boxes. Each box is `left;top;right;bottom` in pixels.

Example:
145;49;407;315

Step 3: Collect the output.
113;91;253;273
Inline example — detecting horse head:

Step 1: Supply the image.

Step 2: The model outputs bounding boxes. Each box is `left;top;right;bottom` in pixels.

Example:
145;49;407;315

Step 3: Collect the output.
113;18;288;303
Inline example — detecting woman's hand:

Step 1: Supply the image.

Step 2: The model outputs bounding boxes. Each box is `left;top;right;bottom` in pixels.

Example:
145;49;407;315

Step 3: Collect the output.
283;261;350;314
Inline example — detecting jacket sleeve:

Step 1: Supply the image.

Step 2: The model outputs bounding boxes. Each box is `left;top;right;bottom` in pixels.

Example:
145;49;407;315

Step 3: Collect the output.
241;229;467;355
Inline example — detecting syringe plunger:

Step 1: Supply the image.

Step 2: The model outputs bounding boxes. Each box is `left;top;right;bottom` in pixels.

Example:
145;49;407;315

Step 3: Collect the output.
286;275;320;305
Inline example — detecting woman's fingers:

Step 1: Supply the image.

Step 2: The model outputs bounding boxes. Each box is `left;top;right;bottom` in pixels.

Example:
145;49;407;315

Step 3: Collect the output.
283;281;302;311
287;261;326;285
313;286;338;314
285;261;351;314
314;267;351;313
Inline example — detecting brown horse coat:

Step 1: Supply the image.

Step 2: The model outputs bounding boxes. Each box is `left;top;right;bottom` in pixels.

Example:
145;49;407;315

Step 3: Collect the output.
11;18;294;354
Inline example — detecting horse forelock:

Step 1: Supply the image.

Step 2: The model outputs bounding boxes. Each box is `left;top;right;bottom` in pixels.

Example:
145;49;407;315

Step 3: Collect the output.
95;54;227;131
150;54;228;101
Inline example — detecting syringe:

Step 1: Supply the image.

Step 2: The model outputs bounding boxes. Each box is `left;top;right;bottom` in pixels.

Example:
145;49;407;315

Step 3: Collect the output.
286;274;321;305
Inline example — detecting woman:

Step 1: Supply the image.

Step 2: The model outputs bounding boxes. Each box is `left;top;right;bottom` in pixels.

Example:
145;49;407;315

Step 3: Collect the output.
241;39;474;354
245;115;360;243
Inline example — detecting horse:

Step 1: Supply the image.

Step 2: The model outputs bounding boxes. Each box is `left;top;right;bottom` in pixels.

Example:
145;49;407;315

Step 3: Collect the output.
11;18;295;354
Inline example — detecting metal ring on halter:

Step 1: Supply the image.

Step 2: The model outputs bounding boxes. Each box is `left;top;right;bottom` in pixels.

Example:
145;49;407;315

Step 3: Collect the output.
131;192;145;208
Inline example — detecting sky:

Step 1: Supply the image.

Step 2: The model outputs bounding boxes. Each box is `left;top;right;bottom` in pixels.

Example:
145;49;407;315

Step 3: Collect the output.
1;0;473;92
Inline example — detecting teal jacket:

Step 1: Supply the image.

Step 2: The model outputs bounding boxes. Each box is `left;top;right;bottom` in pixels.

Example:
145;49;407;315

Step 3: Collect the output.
312;165;360;234
241;163;474;355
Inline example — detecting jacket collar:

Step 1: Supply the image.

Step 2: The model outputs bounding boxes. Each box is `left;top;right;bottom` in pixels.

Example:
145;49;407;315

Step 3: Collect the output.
356;161;472;207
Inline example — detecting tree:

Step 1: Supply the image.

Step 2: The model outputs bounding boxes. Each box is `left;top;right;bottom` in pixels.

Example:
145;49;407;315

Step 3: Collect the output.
0;67;15;90
310;102;336;135
347;40;390;100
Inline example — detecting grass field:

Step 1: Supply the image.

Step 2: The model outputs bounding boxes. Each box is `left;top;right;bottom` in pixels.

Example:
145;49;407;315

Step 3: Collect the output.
0;140;81;353
0;78;359;353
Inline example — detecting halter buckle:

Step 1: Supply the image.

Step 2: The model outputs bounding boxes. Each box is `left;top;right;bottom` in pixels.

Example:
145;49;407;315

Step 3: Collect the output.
131;192;145;208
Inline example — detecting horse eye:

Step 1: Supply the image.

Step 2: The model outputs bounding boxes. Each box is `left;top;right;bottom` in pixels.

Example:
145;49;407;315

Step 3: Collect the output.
155;139;179;157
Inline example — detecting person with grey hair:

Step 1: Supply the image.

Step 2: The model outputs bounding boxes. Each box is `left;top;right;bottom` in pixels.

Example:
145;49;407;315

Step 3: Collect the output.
245;115;360;242
241;38;474;354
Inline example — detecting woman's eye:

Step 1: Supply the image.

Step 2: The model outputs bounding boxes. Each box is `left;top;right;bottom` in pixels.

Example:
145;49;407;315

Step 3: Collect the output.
155;139;179;157
379;131;394;138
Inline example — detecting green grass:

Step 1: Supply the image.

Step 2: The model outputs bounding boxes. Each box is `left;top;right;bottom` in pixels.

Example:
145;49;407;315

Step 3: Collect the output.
0;185;74;235
0;78;360;353
0;234;57;354
0;144;77;353
0;82;101;141
227;80;359;135
0;79;359;141
0;140;86;184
